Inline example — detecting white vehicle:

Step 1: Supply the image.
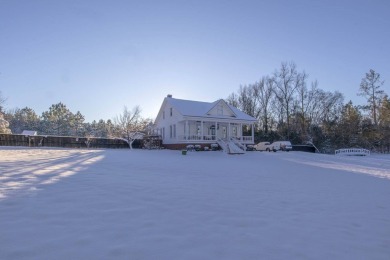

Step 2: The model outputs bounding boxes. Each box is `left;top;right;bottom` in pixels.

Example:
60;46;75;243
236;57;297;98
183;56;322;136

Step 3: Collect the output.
254;142;276;152
271;141;293;152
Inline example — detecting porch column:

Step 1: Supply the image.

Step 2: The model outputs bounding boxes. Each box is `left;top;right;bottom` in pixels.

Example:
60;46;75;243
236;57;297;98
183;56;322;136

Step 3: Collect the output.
201;121;204;140
186;120;189;139
215;121;218;140
251;123;254;143
240;123;243;141
228;123;231;140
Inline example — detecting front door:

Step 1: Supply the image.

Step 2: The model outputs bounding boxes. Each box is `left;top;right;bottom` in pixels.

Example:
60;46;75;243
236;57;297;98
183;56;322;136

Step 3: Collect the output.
222;126;227;139
232;126;237;137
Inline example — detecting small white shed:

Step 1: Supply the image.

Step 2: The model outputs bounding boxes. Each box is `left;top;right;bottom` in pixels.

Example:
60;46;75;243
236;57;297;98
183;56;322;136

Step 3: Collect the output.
21;130;38;136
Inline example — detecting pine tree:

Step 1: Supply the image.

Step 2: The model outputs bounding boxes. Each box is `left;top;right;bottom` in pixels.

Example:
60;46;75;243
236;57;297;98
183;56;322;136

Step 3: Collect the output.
337;101;362;147
41;102;73;136
7;107;40;134
70;111;85;136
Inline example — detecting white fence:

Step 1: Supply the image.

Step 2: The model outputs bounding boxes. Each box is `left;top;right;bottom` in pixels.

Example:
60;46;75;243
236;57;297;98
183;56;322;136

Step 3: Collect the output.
242;136;253;142
335;148;370;156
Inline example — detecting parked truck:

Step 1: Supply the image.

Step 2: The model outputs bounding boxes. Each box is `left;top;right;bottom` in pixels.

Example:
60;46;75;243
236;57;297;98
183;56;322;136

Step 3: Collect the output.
254;141;292;152
254;142;276;152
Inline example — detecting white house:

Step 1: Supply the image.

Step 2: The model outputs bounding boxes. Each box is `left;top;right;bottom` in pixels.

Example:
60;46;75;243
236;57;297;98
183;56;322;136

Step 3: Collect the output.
154;95;257;150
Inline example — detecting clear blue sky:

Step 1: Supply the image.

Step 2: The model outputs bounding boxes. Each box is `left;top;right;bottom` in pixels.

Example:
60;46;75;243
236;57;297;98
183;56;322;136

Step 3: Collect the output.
1;0;389;122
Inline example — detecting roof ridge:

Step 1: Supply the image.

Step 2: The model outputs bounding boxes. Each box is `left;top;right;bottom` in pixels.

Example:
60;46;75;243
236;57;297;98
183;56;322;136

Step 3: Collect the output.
169;97;213;104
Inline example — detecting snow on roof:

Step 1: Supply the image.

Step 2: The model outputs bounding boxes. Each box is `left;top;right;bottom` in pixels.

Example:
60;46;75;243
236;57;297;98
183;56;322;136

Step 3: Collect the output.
21;130;37;136
166;97;256;121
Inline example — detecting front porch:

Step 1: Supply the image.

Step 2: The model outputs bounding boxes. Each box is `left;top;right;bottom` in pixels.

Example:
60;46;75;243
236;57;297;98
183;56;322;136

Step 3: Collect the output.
176;120;254;144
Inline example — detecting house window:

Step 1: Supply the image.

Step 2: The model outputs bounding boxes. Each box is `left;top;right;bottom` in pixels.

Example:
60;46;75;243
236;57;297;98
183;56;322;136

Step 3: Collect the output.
173;124;176;138
197;124;201;136
209;125;216;136
162;128;165;139
170;108;173;116
170;125;172;138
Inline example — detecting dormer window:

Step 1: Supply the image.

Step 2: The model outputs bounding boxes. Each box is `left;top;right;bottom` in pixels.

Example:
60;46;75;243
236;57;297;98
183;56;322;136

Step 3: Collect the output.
170;107;173;116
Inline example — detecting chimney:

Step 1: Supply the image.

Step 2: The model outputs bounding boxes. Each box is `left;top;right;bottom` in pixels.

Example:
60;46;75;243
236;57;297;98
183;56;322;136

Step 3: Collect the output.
167;94;172;98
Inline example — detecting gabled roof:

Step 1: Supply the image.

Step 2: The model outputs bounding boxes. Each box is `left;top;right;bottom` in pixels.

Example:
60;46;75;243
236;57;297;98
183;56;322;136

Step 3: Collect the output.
165;97;256;121
206;99;236;117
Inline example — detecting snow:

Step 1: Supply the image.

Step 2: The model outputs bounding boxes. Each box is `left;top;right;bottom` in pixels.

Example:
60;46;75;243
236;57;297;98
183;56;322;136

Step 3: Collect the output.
1;147;390;259
21;130;38;136
167;97;256;121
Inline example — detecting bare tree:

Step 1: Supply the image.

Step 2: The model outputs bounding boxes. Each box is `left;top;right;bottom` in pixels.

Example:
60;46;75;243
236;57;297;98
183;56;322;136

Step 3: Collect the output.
253;76;275;133
227;85;261;119
358;69;385;126
296;80;324;139
226;92;240;108
114;106;144;149
304;81;323;124
273;62;306;139
319;91;344;123
238;85;260;118
84;134;94;148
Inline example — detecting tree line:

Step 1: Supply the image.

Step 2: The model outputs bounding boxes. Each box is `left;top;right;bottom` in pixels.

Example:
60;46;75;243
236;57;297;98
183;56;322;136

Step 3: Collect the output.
226;62;390;153
0;97;151;148
1;61;389;152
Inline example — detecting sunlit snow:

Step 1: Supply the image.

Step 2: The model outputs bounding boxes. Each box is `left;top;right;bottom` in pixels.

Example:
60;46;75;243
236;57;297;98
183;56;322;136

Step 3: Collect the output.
1;147;389;259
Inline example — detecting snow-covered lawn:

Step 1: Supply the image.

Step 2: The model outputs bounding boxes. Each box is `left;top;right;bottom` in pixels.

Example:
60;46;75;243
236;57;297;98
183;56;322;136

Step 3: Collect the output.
1;147;389;259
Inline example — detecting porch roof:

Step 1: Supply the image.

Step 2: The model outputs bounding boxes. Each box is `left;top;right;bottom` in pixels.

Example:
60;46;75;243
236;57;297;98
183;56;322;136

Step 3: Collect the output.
168;97;256;122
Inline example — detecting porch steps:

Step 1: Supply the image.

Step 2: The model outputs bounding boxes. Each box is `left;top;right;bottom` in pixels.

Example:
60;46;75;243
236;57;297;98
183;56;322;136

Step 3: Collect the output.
217;138;245;154
230;137;247;151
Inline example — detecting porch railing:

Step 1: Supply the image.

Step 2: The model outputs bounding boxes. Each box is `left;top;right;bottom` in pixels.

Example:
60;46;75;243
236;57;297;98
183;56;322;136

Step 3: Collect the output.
203;135;216;141
242;136;253;142
178;135;253;142
178;135;216;141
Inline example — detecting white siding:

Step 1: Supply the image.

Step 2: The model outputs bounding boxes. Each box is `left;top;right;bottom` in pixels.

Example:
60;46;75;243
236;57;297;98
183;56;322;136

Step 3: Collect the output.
154;97;255;145
155;99;184;144
207;100;235;117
